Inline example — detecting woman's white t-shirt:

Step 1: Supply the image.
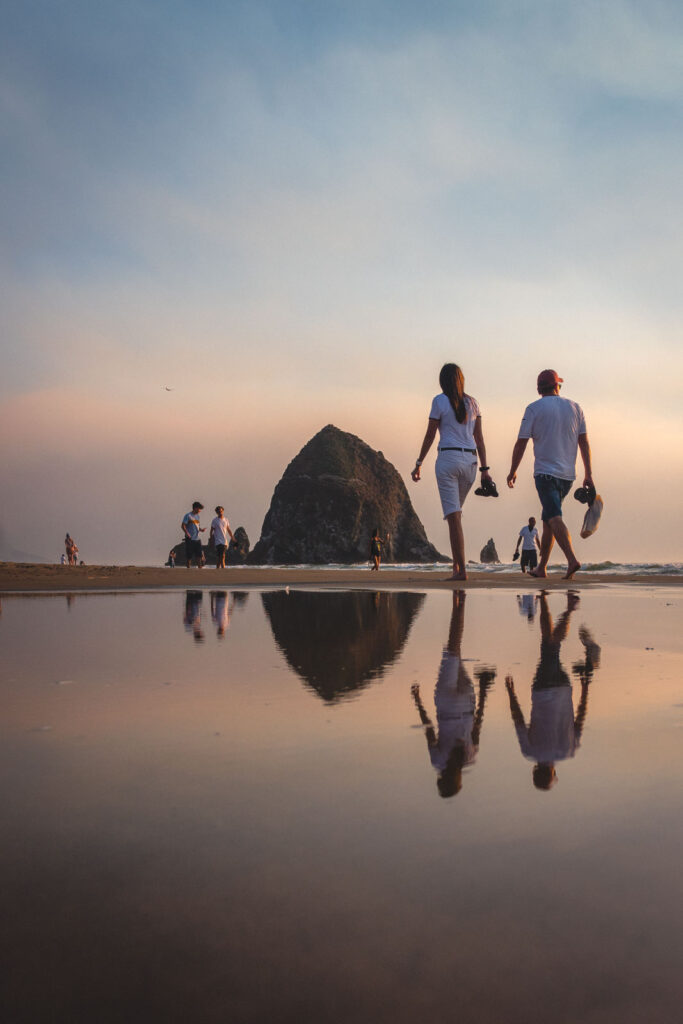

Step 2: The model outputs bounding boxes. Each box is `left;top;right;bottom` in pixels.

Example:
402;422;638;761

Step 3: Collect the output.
429;393;480;449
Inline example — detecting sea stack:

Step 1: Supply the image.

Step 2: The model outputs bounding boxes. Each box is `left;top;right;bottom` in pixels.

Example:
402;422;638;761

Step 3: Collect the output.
480;538;500;564
249;424;444;565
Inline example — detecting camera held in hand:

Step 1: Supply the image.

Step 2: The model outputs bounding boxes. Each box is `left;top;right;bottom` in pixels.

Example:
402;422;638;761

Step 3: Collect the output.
475;478;499;498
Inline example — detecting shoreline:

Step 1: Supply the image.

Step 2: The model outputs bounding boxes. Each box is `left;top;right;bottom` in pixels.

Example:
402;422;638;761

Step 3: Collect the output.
1;562;681;593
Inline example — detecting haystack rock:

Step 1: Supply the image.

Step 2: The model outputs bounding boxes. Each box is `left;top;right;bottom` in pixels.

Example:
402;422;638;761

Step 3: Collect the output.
480;538;500;564
249;424;445;565
226;527;250;565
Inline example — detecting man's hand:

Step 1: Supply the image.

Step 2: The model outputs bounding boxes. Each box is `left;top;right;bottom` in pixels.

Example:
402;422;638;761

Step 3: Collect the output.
583;475;594;489
411;465;421;482
507;471;516;488
200;527;206;533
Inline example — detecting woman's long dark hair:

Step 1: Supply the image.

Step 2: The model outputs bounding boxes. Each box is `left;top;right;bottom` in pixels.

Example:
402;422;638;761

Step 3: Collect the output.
439;363;467;423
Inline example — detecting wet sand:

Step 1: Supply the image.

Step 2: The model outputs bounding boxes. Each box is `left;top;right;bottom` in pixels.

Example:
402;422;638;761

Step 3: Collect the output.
1;587;681;1024
1;560;680;592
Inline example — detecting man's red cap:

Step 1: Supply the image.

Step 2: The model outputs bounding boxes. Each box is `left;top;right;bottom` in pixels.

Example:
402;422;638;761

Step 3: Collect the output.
537;369;563;389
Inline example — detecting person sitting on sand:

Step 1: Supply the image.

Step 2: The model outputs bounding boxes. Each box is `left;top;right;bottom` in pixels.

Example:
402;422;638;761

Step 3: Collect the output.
506;370;595;580
411;590;496;798
505;591;599;790
209;506;236;569
412;363;493;581
514;516;541;573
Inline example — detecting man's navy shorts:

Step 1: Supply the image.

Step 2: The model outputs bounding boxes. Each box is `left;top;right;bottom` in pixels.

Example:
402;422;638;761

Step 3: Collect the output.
534;474;572;521
184;537;202;561
521;549;538;570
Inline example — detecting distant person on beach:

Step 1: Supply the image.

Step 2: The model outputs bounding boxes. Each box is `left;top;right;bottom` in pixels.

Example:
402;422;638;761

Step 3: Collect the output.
369;529;385;571
505;591;599;790
65;534;79;566
181;501;206;568
60;554;67;566
514;516;541;573
209;506;236;569
167;549;176;568
411;590;496;798
507;370;594;580
412;363;492;581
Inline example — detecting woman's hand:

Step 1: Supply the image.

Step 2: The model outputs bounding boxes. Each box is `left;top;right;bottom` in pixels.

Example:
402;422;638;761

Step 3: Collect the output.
481;470;492;483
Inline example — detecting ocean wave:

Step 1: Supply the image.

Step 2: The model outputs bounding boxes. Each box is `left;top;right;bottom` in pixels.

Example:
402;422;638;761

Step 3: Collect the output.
240;561;683;576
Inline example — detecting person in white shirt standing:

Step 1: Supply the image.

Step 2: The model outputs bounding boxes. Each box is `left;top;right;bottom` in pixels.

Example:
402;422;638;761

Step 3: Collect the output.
209;506;236;569
507;370;594;580
514;516;541;573
412;363;493;581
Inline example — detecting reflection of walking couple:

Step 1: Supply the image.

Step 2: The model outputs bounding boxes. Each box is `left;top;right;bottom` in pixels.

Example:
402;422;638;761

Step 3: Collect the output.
506;591;600;790
413;590;600;796
412;591;495;798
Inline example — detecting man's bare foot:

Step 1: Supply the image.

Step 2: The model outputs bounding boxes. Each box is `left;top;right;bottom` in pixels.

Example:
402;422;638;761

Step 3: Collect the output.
529;568;547;578
563;561;581;580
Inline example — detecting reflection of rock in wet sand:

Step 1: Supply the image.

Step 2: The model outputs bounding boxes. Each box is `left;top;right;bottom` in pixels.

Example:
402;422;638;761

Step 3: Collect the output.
262;590;425;702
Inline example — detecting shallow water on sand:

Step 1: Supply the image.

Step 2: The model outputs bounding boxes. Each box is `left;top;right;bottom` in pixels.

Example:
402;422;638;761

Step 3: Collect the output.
1;587;681;1024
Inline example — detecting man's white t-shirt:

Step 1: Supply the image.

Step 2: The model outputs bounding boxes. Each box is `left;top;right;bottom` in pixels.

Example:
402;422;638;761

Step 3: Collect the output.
211;516;231;546
429;393;480;450
519;525;539;550
518;395;586;480
514;686;577;763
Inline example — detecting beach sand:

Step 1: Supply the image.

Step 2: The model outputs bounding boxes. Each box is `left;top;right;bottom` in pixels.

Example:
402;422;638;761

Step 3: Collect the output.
1;561;680;592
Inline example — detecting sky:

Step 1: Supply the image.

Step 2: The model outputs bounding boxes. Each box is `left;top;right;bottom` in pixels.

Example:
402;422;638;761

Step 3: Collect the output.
1;0;682;565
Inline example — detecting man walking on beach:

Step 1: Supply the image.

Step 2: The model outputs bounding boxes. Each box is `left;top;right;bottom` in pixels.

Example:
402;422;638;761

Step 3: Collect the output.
209;506;236;569
514;516;541;573
507;370;594;580
181;501;206;568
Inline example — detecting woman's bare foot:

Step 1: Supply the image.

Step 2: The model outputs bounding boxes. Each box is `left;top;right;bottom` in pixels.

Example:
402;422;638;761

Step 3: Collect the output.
529;568;547;578
563;561;581;580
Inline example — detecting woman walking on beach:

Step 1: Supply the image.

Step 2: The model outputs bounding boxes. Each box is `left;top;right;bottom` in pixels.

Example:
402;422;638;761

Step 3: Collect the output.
411;363;492;581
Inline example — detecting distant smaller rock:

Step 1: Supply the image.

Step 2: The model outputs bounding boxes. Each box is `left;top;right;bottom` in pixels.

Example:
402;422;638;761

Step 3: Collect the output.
480;538;500;563
227;527;250;565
